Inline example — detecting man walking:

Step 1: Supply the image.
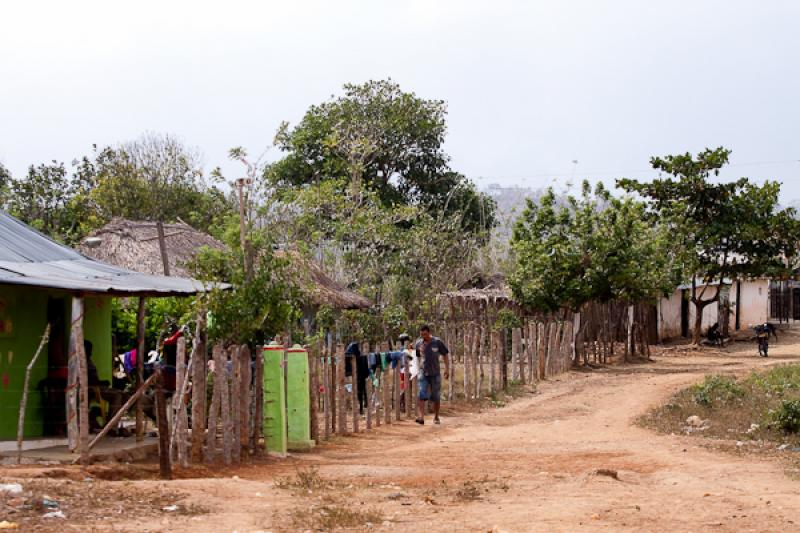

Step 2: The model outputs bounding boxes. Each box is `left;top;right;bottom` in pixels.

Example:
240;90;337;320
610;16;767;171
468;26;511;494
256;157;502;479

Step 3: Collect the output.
414;325;449;425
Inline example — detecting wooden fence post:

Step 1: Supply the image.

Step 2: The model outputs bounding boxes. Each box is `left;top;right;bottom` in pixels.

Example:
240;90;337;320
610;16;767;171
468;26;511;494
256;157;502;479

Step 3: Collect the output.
351;352;360;434
205;344;223;463
309;342;320;443
218;345;232;464
240;345;252;456
393;360;401;422
191;312;207;463
322;342;331;439
337;344;347;434
365;376;373;430
230;346;241;464
384;360;392;426
253;343;264;452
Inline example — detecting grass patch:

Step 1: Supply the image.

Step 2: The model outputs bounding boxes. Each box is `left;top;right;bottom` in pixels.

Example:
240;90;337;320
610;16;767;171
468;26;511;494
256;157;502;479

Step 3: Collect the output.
641;365;800;448
453;475;510;501
276;466;332;493
290;504;383;530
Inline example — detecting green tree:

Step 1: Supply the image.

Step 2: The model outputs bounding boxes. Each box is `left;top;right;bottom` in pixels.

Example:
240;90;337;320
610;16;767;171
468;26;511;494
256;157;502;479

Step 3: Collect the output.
619;147;798;343
510;181;678;360
88;133;231;234
267;79;495;234
4;161;93;243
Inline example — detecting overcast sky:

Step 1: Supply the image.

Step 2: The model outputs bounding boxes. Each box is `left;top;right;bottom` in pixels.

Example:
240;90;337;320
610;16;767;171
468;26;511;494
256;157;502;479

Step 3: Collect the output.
2;1;800;200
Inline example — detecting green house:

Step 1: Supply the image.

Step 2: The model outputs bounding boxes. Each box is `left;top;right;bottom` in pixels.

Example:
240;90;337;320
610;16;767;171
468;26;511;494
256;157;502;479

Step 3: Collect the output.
0;211;204;442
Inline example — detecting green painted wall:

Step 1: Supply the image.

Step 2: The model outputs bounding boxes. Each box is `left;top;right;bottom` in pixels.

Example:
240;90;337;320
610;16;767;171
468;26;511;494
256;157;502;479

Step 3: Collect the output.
84;296;112;384
0;286;111;440
262;343;287;455
286;345;313;450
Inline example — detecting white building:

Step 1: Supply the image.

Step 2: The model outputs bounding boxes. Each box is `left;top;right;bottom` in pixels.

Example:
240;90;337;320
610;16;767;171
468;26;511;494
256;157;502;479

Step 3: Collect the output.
657;278;795;341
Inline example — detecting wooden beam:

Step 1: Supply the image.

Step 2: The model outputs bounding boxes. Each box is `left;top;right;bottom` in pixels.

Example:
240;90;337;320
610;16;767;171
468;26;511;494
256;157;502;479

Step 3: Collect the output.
156;221;171;276
84;372;159;454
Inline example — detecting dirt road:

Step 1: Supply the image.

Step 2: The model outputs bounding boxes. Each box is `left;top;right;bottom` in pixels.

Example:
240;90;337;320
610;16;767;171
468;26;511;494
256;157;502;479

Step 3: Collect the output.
8;341;800;532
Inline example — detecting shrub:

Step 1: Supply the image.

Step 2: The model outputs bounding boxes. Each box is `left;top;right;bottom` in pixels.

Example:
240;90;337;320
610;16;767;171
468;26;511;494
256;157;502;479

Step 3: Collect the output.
692;375;744;406
773;399;800;434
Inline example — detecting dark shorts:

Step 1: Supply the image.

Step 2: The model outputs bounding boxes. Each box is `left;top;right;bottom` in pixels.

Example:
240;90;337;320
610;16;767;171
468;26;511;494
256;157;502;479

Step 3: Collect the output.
418;373;441;402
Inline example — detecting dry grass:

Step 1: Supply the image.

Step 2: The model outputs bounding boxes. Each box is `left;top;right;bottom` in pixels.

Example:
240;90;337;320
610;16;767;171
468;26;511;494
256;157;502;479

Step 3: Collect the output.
289;504;384;531
640;364;800;449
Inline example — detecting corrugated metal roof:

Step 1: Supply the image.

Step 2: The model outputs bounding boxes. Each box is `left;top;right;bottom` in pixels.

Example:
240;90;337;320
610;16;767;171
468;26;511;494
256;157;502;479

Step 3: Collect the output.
0;211;219;296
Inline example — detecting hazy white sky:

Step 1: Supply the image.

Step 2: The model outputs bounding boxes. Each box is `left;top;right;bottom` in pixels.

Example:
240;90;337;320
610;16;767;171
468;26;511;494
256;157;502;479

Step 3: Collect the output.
2;1;800;198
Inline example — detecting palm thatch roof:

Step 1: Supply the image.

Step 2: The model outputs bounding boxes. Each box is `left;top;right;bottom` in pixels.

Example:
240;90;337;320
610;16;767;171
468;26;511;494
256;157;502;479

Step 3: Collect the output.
78;219;371;310
78;219;225;278
275;250;372;310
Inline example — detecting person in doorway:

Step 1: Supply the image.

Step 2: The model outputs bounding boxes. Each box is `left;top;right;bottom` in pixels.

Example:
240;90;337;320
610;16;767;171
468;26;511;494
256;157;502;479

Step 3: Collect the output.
84;340;124;432
414;325;449;425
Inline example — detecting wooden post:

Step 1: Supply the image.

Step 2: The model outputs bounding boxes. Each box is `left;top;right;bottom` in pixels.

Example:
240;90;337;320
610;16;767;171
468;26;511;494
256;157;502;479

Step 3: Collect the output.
463;325;471;400
308;343;319;442
330;343;337;434
403;349;412;417
73;297;90;463
336;344;347;434
239;345;254;453
67;303;79;452
221;347;234;465
322;341;331;439
156;221;171;276
384;362;392;425
191;313;207;463
175;337;189;467
512;327;521;383
365;376;373;430
393;359;401;422
229;346;241;463
253;343;264;452
135;297;146;442
351;357;360;434
17;324;50;463
155;370;172;479
205;344;223;463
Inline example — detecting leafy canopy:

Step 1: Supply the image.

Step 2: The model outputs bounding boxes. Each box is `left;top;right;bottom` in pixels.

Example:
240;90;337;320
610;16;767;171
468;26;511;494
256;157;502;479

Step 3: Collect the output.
509;181;678;313
618;147;799;287
266;79;495;235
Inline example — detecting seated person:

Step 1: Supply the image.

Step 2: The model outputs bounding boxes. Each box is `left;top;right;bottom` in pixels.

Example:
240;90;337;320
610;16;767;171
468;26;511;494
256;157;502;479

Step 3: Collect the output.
84;340;125;432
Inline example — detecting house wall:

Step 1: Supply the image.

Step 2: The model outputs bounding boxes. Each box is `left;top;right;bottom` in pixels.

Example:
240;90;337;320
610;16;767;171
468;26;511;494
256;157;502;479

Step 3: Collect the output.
0;286;111;440
658;290;683;340
734;279;770;329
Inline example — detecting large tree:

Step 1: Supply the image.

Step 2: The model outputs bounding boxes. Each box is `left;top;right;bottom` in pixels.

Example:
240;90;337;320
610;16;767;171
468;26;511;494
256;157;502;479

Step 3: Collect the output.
2;133;232;243
267;79;495;234
619;147;799;343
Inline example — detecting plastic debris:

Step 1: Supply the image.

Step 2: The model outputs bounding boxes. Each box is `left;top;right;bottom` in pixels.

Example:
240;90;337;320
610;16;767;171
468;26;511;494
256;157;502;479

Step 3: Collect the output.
42;511;66;519
162;505;179;512
0;484;22;496
0;522;19;529
41;498;60;509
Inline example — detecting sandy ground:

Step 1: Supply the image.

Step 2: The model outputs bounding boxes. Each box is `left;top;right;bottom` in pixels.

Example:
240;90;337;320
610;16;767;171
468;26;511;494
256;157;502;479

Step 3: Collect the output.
4;335;800;532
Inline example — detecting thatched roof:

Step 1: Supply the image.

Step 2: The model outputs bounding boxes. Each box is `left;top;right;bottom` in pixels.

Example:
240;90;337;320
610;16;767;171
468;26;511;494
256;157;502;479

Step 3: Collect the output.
79;219;371;310
78;219;225;278
276;250;372;310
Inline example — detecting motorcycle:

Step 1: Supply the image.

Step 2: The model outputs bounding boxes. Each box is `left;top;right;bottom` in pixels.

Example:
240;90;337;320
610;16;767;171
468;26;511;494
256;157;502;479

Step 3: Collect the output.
754;323;770;357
